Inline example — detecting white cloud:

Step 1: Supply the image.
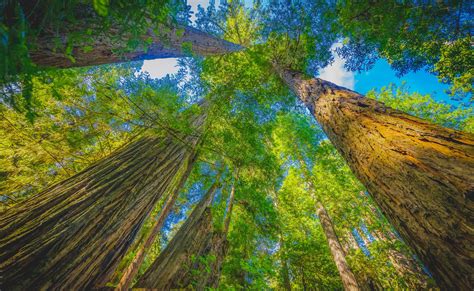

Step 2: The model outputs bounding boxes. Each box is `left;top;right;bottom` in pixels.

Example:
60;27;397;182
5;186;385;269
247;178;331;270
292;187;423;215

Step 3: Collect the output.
188;0;209;22
318;44;354;90
140;58;179;79
188;0;208;11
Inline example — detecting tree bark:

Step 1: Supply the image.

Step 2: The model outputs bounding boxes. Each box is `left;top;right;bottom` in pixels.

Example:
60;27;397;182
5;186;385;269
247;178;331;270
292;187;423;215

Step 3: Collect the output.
30;24;243;69
0;134;196;290
275;66;474;290
316;202;360;291
115;150;198;290
223;179;237;235
134;181;223;289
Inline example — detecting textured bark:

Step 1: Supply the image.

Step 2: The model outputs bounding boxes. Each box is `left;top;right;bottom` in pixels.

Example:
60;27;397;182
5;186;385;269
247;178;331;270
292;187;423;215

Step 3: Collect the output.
0;135;194;290
316;202;360;291
30;23;243;69
275;66;474;290
134;181;227;289
115;151;198;291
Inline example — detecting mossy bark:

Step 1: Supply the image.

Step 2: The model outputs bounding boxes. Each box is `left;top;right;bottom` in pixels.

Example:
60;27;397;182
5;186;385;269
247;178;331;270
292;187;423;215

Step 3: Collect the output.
115;151;198;290
30;24;243;69
134;182;228;290
276;67;474;290
0;135;194;290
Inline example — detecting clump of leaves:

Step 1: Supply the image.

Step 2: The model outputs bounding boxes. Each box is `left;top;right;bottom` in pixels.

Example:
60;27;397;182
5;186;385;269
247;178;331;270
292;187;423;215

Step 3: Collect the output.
367;83;473;133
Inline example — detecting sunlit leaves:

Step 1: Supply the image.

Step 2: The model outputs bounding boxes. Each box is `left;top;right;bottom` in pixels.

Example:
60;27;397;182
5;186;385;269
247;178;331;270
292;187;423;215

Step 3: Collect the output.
367;83;473;133
0;63;187;207
334;0;473;98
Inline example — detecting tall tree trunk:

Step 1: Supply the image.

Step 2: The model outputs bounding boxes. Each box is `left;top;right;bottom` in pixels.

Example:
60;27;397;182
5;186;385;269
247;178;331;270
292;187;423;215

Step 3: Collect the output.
316;202;360;291
273;188;292;291
30;24;243;69
0;134;196;290
134;181;220;289
223;178;237;235
275;66;474;290
115;150;198;291
340;231;380;291
279;233;292;291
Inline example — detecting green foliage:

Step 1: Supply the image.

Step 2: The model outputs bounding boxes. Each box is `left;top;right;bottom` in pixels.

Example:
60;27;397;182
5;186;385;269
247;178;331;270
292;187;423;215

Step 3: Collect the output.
434;37;474;97
367;83;473;133
334;0;473;97
93;0;110;16
1;1;469;289
0;0;179;115
269;109;435;289
0;63;188;208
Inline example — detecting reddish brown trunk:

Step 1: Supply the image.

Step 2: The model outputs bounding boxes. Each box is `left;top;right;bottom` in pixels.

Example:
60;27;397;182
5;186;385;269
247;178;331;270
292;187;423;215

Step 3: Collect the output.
276;66;474;290
115;151;198;290
133;181;221;289
30;24;243;69
0;135;194;290
316;202;360;291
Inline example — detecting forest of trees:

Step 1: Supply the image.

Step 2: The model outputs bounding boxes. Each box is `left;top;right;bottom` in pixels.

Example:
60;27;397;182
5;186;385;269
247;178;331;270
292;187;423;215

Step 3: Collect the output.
1;0;473;290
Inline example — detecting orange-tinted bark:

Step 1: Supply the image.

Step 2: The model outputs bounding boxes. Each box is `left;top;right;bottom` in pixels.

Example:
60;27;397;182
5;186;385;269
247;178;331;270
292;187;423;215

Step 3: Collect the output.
276;66;474;290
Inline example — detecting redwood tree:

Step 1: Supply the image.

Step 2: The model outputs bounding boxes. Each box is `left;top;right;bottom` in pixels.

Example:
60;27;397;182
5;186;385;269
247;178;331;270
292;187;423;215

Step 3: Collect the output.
30;25;243;69
115;150;198;290
0;134;197;290
2;0;244;75
134;181;223;289
274;66;474;290
316;202;360;291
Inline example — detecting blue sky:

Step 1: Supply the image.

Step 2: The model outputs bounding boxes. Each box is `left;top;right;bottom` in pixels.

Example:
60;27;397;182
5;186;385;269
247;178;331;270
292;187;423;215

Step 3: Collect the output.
318;44;453;103
141;0;454;104
354;61;451;101
141;56;453;104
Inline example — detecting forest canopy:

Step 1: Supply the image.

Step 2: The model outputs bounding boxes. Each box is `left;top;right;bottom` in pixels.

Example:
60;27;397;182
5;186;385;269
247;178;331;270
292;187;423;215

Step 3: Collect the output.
1;0;473;290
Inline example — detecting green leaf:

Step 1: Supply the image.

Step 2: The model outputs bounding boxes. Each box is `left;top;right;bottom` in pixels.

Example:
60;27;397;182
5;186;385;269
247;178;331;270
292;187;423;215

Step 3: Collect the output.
93;0;110;17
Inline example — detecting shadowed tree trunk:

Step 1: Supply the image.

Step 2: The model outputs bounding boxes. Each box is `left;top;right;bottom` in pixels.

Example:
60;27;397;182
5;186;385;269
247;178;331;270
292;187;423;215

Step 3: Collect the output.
316;202;360;291
273;188;292;291
30;24;243;69
0;134;196;290
0;105;206;290
223;178;237;235
115;150;199;291
275;66;474;290
281;252;292;291
134;181;223;289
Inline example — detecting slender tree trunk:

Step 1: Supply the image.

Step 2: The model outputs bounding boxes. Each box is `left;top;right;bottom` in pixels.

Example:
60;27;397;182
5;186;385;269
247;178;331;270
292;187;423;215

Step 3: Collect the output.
280;235;292;291
30;23;243;69
115;150;198;290
275;66;474;290
301;266;307;291
134;181;220;289
223;179;237;235
273;188;292;291
341;232;359;256
316;202;360;291
0;134;195;290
